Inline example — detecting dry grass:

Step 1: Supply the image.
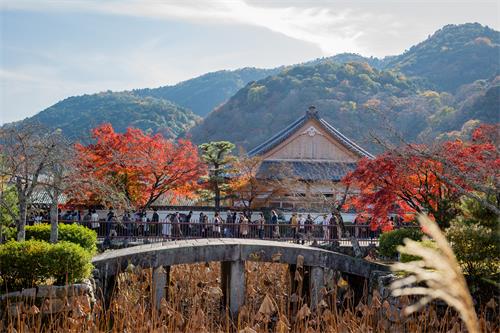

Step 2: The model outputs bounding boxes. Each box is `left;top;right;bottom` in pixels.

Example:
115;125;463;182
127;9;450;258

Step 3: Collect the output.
391;215;483;333
2;259;499;332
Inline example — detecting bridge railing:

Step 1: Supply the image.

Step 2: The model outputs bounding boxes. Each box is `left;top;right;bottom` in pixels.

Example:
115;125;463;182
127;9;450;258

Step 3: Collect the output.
22;219;418;246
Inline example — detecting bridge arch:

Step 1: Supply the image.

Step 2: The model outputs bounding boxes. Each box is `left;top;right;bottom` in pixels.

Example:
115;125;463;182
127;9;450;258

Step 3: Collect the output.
92;238;389;316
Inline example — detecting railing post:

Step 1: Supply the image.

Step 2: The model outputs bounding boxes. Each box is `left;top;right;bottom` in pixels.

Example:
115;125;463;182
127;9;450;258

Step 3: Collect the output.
220;260;246;318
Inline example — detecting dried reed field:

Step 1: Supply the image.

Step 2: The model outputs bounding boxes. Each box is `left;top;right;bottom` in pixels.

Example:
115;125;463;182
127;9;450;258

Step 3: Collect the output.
3;262;499;332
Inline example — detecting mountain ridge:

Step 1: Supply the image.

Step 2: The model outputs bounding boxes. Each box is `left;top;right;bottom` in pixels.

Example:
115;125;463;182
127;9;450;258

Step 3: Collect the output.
7;23;499;146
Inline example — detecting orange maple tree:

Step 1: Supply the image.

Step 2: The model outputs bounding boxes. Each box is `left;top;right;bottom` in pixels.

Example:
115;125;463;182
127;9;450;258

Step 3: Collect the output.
68;124;206;209
344;124;499;231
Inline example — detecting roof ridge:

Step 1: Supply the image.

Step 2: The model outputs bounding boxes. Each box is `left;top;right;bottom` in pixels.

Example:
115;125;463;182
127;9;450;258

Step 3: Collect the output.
319;119;374;159
247;115;306;156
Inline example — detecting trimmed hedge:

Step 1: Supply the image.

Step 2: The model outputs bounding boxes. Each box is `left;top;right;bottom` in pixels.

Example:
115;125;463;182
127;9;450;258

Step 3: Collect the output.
0;240;93;290
379;228;424;258
3;224;97;254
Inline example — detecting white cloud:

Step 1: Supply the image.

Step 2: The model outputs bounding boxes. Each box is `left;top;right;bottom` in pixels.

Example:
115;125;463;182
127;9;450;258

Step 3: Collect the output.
1;0;392;55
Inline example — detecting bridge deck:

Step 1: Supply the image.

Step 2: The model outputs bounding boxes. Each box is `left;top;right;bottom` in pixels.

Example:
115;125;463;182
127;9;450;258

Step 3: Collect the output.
93;238;388;278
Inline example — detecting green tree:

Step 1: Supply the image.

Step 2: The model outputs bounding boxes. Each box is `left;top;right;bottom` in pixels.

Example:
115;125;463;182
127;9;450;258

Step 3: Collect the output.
446;196;500;280
199;141;236;211
0;185;18;224
0;185;18;243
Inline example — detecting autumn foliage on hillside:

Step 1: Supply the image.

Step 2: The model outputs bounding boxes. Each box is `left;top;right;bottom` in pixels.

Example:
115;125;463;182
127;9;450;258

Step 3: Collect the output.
344;124;499;230
68;124;206;209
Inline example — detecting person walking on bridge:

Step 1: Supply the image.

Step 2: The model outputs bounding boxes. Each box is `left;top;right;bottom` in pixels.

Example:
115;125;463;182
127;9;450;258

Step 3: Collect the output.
257;213;265;239
186;211;193;237
91;209;99;233
290;213;298;242
199;212;206;237
225;210;233;237
322;214;330;240
172;212;182;239
270;210;279;239
239;212;249;238
152;208;160;236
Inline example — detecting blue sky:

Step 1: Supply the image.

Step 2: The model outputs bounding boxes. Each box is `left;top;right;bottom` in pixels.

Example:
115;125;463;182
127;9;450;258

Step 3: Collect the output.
1;0;499;124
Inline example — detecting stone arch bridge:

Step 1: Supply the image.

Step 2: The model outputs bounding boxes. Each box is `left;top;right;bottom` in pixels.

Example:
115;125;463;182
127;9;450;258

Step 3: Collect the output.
92;238;389;316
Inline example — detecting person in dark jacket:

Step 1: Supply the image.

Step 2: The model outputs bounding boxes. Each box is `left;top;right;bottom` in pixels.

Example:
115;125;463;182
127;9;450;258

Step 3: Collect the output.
102;208;115;247
225;210;233;237
152;208;160;236
106;208;114;237
305;214;313;236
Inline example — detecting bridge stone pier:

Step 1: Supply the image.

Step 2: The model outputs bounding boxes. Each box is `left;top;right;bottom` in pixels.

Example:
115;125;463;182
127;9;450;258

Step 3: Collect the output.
92;238;389;317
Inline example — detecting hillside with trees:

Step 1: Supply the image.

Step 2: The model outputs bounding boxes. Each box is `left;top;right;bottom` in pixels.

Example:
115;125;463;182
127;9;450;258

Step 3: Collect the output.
382;23;500;91
189;23;500;151
10;67;281;140
21;92;201;141
421;76;500;140
307;24;499;93
309;52;390;70
133;67;281;117
6;23;499;147
188;61;467;152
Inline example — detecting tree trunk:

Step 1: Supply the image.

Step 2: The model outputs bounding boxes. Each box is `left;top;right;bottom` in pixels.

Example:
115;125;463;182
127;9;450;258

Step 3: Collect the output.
334;207;362;258
17;198;27;241
350;236;363;258
50;198;59;243
215;185;221;211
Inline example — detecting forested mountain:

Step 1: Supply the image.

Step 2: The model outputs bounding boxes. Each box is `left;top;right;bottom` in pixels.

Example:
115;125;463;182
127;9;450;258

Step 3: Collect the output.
309;53;390;70
188;60;499;152
422;76;500;140
382;23;500;91
8;23;499;147
188;23;500;150
133;67;281;117
311;24;499;92
15;67;278;140
23;92;200;140
189;62;426;151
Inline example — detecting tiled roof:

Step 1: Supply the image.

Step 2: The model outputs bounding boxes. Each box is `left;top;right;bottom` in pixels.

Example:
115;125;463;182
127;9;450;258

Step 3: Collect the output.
256;160;358;181
247;115;308;157
247;107;373;159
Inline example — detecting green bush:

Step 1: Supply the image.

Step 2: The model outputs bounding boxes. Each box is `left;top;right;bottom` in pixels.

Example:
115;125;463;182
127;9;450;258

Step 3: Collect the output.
1;225;17;241
0;240;93;290
400;240;438;262
3;224;97;254
446;222;500;279
379;228;424;258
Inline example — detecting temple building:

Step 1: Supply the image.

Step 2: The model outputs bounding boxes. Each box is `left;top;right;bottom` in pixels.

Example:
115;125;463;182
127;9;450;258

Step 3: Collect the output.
247;106;373;211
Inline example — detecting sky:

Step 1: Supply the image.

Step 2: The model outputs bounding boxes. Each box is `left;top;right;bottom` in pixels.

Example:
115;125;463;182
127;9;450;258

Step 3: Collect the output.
1;0;499;124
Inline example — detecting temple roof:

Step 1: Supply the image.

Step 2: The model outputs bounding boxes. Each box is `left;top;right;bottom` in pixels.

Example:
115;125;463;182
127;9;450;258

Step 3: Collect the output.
247;106;374;159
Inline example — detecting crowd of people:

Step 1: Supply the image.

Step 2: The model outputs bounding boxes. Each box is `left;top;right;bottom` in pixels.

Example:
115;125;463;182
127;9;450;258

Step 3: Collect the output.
25;207;391;244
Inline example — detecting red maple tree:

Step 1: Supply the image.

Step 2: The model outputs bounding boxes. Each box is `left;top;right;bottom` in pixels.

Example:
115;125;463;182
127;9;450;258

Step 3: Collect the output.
344;124;499;230
68;124;206;210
